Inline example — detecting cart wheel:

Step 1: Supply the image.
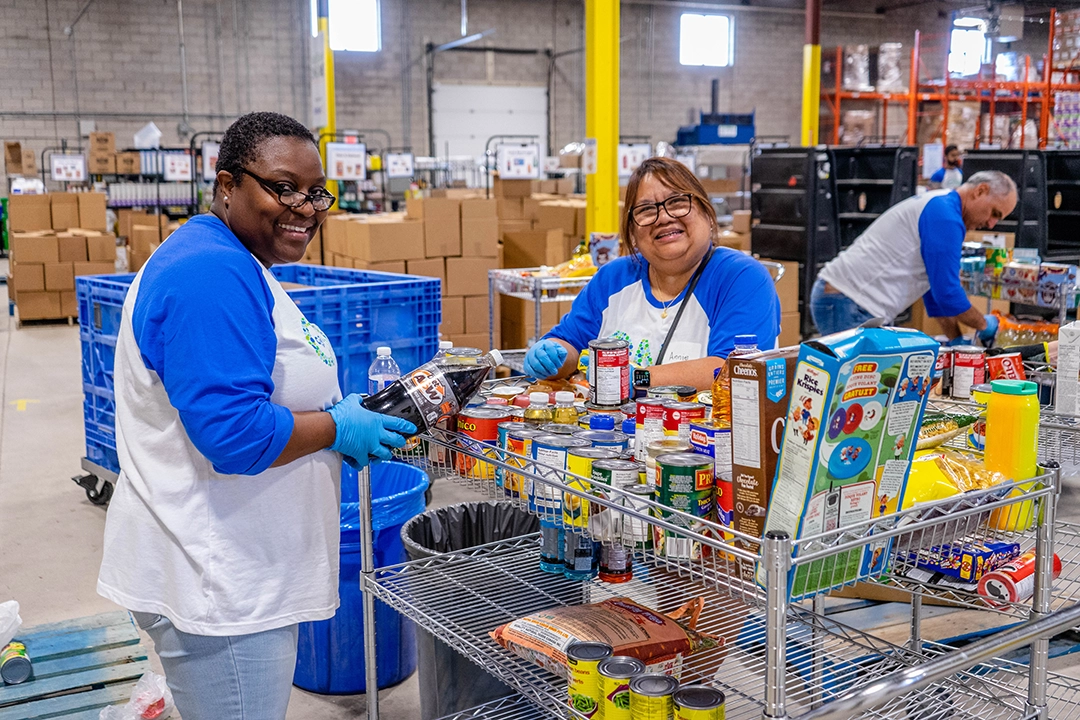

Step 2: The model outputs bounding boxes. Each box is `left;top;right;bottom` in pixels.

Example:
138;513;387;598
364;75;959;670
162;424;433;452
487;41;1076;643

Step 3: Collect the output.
86;479;113;506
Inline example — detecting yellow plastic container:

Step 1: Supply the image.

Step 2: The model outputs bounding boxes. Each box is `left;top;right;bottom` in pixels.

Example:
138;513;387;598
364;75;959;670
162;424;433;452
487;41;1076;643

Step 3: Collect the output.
984;379;1040;531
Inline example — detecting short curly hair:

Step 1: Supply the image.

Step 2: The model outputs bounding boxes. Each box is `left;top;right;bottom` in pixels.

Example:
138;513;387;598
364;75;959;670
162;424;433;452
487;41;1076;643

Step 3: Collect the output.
213;111;318;194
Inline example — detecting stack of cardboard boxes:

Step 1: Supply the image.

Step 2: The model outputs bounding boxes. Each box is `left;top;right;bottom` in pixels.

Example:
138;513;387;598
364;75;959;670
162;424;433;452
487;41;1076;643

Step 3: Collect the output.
7;193;117;321
3;141;38;177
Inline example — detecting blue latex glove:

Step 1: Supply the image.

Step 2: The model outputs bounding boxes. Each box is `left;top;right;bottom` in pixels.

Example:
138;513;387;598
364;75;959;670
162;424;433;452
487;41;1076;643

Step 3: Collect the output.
328;394;416;469
947;335;969;347
977;314;999;347
523;339;568;379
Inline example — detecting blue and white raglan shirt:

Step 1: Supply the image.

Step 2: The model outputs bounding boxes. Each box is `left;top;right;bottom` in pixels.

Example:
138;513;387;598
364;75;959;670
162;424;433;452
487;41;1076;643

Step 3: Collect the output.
97;214;344;636
930;166;963;189
546;247;781;364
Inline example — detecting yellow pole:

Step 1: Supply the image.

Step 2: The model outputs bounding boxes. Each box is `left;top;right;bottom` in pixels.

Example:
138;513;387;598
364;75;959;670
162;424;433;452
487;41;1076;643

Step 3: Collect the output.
585;0;619;236
317;0;338;199
800;0;821;146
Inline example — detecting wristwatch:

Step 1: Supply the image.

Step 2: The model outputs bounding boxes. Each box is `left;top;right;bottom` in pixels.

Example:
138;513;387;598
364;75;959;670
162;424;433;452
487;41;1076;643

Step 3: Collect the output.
633;368;651;389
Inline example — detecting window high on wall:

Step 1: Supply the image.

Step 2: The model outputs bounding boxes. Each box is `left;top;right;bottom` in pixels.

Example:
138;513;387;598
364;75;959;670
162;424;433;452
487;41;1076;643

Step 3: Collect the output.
679;13;734;67
310;0;381;53
948;17;988;76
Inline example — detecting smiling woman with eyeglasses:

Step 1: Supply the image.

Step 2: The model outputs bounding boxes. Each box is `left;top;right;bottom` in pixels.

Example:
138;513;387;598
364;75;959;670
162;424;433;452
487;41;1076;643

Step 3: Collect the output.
97;112;414;719
523;157;781;391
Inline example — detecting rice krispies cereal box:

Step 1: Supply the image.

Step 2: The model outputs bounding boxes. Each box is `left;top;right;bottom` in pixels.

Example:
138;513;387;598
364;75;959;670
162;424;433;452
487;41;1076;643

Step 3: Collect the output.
757;327;938;599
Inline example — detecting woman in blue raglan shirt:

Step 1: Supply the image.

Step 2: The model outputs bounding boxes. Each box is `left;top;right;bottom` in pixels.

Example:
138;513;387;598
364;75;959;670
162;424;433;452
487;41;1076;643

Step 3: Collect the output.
524;157;781;391
97;113;413;719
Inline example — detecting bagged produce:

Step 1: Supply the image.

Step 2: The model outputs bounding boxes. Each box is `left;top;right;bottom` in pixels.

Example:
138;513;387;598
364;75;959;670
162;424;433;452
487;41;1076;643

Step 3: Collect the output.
489;597;718;678
98;672;174;719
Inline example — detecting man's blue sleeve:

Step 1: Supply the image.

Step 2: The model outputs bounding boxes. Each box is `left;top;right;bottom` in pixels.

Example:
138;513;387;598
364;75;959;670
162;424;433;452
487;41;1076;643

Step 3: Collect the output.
918;195;971;318
132;256;294;476
706;256;782;357
929;168;946;183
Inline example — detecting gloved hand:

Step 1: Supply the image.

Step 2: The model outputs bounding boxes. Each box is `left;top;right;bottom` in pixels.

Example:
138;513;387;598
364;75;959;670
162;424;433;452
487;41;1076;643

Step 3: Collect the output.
328;394;416;468
947;335;969;347
523;339;568;379
977;314;999;347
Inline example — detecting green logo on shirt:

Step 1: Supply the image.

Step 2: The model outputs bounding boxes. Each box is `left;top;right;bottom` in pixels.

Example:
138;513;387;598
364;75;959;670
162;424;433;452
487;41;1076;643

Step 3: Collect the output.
302;318;336;367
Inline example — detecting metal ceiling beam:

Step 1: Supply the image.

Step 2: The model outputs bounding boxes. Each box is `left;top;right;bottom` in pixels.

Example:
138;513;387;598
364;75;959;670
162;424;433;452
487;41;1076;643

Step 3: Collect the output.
620;0;885;20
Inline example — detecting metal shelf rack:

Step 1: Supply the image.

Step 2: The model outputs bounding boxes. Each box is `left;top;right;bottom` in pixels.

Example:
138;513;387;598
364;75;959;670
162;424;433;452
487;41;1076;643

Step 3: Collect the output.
486;268;591;352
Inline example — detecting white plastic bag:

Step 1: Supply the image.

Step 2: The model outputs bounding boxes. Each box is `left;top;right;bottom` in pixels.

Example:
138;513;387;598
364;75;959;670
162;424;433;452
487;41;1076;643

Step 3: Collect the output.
0;601;21;648
98;672;174;720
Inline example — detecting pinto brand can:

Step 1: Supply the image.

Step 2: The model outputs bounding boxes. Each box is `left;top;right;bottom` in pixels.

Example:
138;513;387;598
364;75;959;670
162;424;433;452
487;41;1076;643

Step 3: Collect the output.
567;642;614;718
504;427;546;499
455;407;511;479
635;398;668;461
0;642;31;685
673;685;726;720
629;673;679;720
588;337;631;407
530;434;591;515
662;402;707;443
598;656;646;720
564;447;621;528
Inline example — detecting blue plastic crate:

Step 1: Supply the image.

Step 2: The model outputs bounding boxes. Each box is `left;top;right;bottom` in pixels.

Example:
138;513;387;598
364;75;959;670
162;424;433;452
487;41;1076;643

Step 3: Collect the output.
76;264;441;473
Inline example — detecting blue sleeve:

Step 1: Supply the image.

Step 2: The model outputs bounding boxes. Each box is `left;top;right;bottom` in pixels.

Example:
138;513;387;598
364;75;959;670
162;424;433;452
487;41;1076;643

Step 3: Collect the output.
133;251;294;476
545;261;621;350
918;195;971;318
704;252;782;357
930;168;946;183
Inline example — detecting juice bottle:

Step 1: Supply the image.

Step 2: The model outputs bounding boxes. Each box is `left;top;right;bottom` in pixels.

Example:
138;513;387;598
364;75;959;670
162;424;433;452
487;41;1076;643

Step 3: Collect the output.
553;391;577;424
984;379;1040;531
523;392;555;426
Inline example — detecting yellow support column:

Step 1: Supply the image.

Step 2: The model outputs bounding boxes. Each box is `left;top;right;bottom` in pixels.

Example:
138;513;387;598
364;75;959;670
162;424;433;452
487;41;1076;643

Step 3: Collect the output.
800;0;822;146
585;0;619;236
317;0;338;199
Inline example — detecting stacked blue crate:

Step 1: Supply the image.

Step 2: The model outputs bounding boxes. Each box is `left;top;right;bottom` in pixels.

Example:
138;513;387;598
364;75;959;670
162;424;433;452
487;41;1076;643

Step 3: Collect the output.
77;266;441;475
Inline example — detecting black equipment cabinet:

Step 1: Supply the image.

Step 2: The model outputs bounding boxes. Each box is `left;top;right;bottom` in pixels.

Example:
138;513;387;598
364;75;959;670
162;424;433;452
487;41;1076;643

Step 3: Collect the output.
1045;151;1080;264
832;146;918;250
961;150;1047;256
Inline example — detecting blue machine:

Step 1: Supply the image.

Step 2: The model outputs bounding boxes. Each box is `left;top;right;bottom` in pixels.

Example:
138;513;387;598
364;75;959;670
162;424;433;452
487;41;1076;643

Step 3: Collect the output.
676;78;755;146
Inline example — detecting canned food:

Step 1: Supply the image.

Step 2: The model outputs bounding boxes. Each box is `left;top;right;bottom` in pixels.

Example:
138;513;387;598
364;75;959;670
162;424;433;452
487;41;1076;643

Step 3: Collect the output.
656;453;715;560
0;641;31;685
588;337;632;407
617;482;656;549
567;642;614;718
688;420;732;526
497;421;529;492
635;398;668;462
977;550;1062;607
456;407;512;479
987;351;1026;381
935;347;954;396
646;439;693;488
673;685;726;720
663;402;707;443
530;434;591;515
589;459;643;540
630;674;679;719
504;427;547;499
952;346;986;400
598;656;646;720
648;386;681;401
565;447;621;528
599;543;633;583
540;422;579;436
621;401;638;419
573;429;631;451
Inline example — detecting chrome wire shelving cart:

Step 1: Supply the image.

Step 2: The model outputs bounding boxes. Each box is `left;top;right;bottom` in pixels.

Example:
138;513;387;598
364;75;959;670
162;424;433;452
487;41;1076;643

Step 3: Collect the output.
349;393;1078;720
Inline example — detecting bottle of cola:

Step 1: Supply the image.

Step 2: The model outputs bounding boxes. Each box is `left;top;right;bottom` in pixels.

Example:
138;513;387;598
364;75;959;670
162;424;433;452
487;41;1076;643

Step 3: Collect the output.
362;349;503;435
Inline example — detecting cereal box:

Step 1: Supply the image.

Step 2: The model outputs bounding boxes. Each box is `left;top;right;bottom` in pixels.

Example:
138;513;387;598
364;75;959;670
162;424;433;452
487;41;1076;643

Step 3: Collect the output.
758;327;938;599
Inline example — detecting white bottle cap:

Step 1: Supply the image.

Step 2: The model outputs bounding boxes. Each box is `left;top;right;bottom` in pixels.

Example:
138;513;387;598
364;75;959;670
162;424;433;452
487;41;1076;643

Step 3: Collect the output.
487;348;503;366
439;340;453;350
377;346;392;356
555;391;575;403
529;391;550;404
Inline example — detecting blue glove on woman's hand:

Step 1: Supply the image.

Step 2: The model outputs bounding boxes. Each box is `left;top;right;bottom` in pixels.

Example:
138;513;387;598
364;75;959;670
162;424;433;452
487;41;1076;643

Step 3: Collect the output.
328;394;416;469
977;314;999;347
523;339;568;379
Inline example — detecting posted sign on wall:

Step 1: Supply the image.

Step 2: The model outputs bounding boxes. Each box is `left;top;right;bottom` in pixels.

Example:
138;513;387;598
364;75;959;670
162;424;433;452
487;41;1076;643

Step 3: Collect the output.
617;143;652;177
496;143;540;179
201;142;220;181
163;153;193;182
326;142;368;181
385;152;415;179
50;154;87;182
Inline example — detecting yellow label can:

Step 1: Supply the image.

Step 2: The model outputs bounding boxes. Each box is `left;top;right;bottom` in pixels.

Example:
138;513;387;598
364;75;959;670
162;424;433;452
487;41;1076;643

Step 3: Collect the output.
630;673;679;719
566;642;613;718
598;656;646;720
673;685;725;720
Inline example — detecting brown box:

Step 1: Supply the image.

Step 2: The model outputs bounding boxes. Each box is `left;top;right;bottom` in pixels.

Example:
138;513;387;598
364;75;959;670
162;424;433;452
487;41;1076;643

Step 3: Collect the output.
461;217;499;258
12;263;45;292
502;229;566;268
44;262;75;291
431;188;481;199
89;132;116;154
494;178;533;198
74;261;115;277
778;312;802;346
407;257;446;287
117;210;160;240
20;148;38;176
716;231;751;253
411;198;462;257
8;195;53;232
441;296;465;336
464;294;496;335
86;234;117;262
536;201;579;237
87;153;116;175
16;291;62;320
521;197;541;220
496;198;524;220
57;234;89;262
757;257;800;315
78;192;108;231
460;198;497;219
445;256;499;297
555;178;575;195
50;194;80;230
4;141;23;174
500;296;573;348
498;220;533;237
116;152;141;175
60;290;78;318
11;232;59;264
321;214;353;256
730;347;800;573
732;210;752;234
344;217;425;262
369;260;407;274
130;225;161;256
447;333;491;351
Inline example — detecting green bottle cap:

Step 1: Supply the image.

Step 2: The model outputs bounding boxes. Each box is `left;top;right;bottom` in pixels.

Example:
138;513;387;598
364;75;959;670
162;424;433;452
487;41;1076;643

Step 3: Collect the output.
990;379;1037;396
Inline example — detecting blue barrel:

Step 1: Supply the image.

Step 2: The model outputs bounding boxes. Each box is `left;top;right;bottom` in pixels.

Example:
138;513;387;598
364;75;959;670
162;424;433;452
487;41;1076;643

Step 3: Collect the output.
294;461;429;694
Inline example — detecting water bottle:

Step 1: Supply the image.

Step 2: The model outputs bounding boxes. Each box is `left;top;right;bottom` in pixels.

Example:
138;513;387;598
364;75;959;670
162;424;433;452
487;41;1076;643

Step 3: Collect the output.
434;340;453;361
368;346;401;396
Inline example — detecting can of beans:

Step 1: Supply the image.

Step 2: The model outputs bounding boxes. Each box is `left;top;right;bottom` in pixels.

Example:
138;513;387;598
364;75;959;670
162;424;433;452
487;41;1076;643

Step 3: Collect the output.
630;673;679;719
567;642;614;718
565;447;621;528
635;398;668;461
655;453;715;559
934;347;954;396
986;351;1027;381
951;346;986;400
530;434;591;516
673;685;726;720
646;439;692;488
588;337;631;408
504;427;546;499
598;656;646;720
663;402;707;443
455;407;512;479
496;421;529;493
573;429;630;452
0;642;31;685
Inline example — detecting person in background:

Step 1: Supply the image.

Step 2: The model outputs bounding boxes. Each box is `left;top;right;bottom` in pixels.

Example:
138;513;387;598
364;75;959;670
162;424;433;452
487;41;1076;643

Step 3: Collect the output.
929;144;964;190
810;170;1018;344
523;157;781;391
97;112;414;720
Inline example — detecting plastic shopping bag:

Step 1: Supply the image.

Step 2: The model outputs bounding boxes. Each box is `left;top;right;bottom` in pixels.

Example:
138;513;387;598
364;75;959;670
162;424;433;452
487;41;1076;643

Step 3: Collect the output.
0;601;21;648
98;672;174;720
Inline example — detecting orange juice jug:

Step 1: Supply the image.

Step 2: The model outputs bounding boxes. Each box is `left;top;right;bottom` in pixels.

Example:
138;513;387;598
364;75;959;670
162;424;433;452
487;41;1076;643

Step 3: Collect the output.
985;379;1040;531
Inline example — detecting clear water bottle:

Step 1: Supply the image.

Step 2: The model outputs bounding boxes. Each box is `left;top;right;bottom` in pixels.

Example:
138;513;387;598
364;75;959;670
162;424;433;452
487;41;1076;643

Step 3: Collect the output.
434;340;453;361
368;346;401;396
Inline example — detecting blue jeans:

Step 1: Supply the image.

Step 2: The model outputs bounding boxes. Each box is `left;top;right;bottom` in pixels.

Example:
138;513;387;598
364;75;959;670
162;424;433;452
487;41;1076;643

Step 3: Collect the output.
132;611;298;720
809;277;875;335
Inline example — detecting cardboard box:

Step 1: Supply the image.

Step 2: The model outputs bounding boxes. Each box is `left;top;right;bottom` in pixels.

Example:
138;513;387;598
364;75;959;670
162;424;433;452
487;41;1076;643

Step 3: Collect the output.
86;234;117;262
89;132;115;155
50;194;80;230
44;262;75;291
461;198;497;219
321;214;352;256
499;219;533;236
758;257;800;315
57;234;89;262
130;225;161;256
497;198;524;220
441;296;466;336
8;195;53;232
407;258;446;288
116;152;141;175
500;296;573;348
716;231;751;253
536;201;579;237
61;291;78;318
778;312;802;346
494;178;533;198
12;263;45;293
117;210;158;240
447;333;491;351
87;153;116;175
413;198;462;257
15;291;62;320
431;188;481;199
522;197;541;220
445;256;499;297
732;210;752;234
461;217;499;258
464;294;496;335
11;232;59;264
555;178;575;195
74;261;116;277
344;217;425;262
4;142;38;176
20;148;38;176
965;230;1015;249
502;229;566;268
78;192;108;231
369;260;407;274
760;327;939;599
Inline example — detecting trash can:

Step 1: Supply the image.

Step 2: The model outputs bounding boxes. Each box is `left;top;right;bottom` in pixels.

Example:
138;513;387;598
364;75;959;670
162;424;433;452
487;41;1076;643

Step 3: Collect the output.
401;501;540;720
294;461;428;694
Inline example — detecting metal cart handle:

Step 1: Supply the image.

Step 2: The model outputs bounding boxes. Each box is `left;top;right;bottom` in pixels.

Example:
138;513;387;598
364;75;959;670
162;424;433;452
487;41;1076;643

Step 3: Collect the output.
758;259;785;285
789;600;1080;720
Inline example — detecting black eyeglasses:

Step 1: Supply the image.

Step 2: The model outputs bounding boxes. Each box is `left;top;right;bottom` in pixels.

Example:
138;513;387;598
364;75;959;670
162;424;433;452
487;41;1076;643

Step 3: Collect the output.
241;168;336;212
630;193;693;226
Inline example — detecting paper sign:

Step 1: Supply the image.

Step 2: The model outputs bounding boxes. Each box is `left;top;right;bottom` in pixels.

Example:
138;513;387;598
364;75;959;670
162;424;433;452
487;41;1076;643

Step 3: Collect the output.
385;152;415;179
582;138;598;175
326;142;367;180
618;143;652;177
50;154;86;182
202;142;220;181
162;154;193;182
675;154;697;174
543;156;561;174
311;35;328;129
921;142;943;180
496;143;540;179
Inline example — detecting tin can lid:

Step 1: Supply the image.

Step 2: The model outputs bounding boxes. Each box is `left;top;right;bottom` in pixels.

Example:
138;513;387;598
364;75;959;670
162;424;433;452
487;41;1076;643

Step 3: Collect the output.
598;656;646;678
593;459;641;471
656;452;711;467
629;673;679;697
533;434;591;448
566;641;614;662
673;685;726;709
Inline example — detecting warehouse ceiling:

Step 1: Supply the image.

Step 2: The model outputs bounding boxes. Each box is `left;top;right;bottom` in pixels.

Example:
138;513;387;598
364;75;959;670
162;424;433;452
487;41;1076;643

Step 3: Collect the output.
677;0;1080;14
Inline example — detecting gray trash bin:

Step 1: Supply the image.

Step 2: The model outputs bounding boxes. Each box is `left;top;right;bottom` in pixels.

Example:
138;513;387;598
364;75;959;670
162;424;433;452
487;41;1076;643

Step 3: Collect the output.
401;501;540;720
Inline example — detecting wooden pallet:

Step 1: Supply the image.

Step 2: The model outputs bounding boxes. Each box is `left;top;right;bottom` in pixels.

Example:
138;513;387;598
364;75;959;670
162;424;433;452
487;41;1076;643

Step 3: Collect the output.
15;316;77;329
0;611;150;719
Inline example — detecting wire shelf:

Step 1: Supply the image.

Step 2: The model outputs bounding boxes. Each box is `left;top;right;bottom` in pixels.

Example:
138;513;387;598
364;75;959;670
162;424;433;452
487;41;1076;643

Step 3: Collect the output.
489;268;591;302
432;695;555;720
369;537;1038;720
